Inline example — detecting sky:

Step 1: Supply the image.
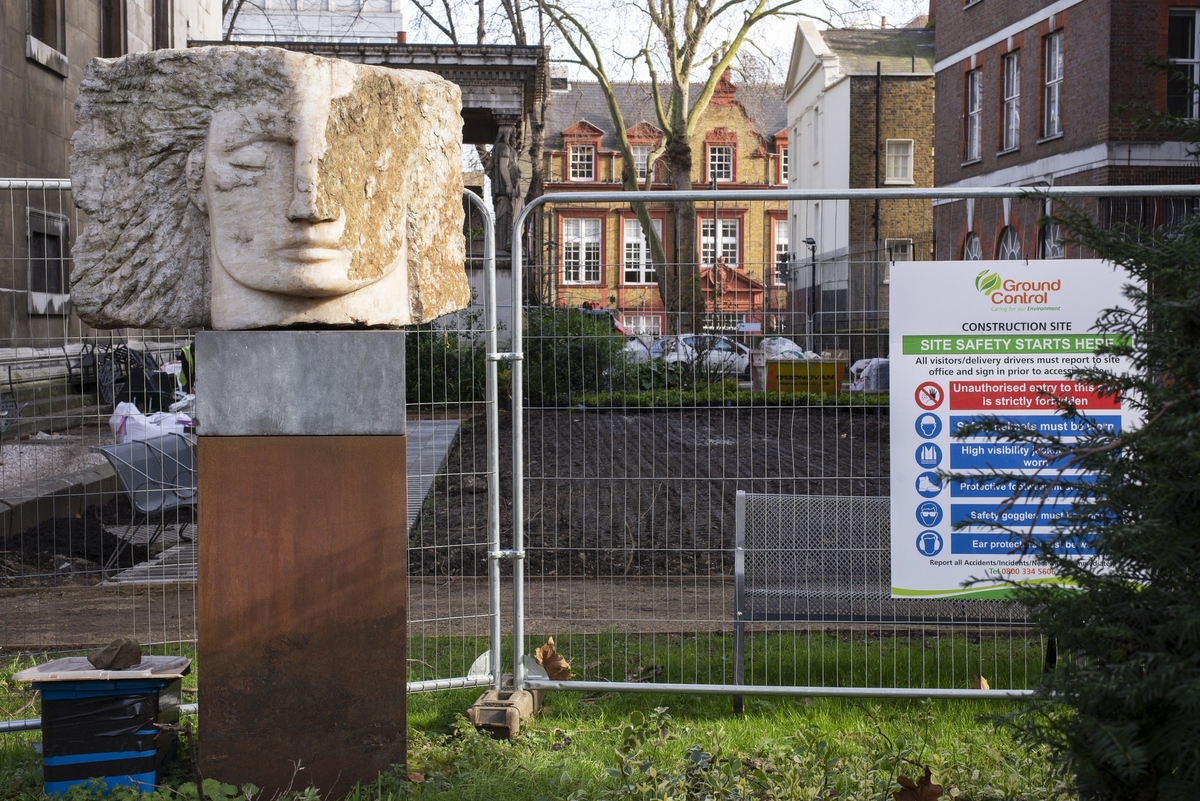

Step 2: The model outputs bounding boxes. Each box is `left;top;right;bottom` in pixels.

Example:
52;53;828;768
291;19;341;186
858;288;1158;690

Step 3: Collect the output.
404;0;932;85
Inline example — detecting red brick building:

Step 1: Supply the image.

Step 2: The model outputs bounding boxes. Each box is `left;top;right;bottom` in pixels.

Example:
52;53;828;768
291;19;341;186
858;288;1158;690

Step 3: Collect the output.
932;0;1200;261
537;74;788;337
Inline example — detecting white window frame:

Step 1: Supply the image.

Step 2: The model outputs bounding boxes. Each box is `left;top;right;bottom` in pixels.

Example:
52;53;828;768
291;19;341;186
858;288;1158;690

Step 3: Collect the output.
779;144;789;182
1169;10;1200;119
623;314;662;337
569;145;595;181
1041;221;1065;259
708;145;733;182
772;219;789;285
700;218;739;267
623;217;661;284
885;238;913;262
1002;51;1020;151
966;68;983;161
630;145;651;181
562;217;601;283
1044;32;1064;137
997;226;1021;260
963;232;982;261
884;139;914;184
27;208;71;315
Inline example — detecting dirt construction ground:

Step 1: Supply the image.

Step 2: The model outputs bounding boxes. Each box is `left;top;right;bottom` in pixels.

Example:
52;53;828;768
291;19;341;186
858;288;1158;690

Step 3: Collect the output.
0;406;890;652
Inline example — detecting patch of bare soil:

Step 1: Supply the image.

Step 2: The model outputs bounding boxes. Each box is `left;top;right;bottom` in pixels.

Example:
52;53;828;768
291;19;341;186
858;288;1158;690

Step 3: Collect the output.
413;406;889;578
0;498;152;587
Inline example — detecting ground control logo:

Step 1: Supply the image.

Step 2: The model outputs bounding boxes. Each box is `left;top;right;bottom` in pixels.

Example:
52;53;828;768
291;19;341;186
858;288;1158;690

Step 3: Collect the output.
975;270;1002;294
975;270;1062;306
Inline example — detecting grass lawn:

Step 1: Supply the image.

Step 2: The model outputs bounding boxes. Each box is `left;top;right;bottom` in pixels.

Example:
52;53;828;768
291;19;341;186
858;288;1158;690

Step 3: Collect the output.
1;638;1072;800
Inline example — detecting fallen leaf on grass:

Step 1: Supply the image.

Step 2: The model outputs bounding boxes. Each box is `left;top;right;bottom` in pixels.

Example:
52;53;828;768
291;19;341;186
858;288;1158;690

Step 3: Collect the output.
894;766;943;801
971;675;990;690
533;636;574;680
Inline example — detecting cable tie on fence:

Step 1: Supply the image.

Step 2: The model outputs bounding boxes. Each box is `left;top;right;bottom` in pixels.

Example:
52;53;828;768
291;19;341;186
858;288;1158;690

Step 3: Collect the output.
487;352;523;362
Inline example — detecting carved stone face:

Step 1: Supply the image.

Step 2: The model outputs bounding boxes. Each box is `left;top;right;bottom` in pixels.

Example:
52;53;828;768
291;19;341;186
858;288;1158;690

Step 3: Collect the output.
70;47;469;331
198;58;414;328
203;105;375;298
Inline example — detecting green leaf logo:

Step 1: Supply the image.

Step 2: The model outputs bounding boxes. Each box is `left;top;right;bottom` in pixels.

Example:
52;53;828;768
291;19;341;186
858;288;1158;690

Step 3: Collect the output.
975;270;1002;294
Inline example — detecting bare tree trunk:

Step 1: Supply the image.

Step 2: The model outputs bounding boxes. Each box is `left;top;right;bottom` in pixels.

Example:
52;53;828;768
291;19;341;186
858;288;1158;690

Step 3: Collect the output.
663;134;703;333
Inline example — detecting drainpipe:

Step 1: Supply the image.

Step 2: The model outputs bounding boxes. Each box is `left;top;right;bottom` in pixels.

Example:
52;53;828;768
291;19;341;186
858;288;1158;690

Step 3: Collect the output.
874;61;882;254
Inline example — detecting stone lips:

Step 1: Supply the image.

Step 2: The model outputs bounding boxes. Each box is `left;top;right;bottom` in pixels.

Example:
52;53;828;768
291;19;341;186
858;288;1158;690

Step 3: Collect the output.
70;46;469;330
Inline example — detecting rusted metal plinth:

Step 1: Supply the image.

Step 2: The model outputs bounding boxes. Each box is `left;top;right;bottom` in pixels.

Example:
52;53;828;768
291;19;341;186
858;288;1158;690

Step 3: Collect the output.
197;436;406;797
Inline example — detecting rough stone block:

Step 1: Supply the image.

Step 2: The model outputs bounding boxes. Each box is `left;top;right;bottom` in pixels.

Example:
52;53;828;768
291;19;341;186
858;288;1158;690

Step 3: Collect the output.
71;46;470;330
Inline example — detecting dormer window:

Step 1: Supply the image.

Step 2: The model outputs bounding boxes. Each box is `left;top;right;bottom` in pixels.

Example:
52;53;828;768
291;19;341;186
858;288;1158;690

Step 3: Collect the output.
631;145;650;180
570;145;595;181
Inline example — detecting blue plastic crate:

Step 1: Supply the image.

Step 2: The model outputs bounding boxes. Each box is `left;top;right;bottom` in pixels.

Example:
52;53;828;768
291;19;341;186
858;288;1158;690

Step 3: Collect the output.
42;743;167;796
12;656;191;798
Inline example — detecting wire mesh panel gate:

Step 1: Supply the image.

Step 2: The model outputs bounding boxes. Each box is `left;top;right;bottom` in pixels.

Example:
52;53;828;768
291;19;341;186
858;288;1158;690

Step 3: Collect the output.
506;185;1198;700
0;182;503;702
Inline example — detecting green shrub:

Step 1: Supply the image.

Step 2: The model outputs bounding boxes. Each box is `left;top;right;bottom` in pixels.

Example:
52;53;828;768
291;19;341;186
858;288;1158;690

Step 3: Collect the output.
406;297;488;406
957;208;1200;799
523;308;630;404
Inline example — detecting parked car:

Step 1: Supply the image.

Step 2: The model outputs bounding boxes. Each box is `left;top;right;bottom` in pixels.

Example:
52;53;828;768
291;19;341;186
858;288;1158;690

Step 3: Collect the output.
653;334;751;376
621;336;652;363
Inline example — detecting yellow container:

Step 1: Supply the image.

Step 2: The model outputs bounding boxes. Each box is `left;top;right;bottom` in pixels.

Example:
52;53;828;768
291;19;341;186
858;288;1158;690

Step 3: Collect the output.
767;359;846;396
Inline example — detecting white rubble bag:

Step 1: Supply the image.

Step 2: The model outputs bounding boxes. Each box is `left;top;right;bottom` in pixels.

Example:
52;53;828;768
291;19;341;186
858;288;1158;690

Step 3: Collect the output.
109;402;191;443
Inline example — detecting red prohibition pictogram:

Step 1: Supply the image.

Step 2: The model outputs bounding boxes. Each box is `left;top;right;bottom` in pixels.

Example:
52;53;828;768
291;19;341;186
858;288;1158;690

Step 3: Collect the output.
915;382;944;410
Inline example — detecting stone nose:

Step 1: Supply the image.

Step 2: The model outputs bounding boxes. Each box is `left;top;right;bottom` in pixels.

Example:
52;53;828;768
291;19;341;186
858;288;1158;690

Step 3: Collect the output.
287;151;338;222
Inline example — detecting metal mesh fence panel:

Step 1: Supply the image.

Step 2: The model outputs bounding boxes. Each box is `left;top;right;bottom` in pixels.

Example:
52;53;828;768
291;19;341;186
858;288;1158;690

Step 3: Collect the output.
0;182;501;699
509;187;1197;697
0;181;197;658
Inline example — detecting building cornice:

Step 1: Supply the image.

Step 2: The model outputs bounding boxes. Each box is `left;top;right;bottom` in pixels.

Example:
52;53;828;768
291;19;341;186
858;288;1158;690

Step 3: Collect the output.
933;0;1084;73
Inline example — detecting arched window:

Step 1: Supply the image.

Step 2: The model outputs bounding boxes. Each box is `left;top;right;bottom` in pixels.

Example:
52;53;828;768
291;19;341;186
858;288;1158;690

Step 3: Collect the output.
1040;222;1065;259
963;232;982;260
997;227;1021;260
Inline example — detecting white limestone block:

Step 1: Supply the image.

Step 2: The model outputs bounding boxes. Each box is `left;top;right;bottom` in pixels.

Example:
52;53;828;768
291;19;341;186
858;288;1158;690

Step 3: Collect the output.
71;46;469;330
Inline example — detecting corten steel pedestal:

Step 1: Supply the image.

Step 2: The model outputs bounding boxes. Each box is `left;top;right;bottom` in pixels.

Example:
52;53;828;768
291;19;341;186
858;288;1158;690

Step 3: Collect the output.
196;331;407;796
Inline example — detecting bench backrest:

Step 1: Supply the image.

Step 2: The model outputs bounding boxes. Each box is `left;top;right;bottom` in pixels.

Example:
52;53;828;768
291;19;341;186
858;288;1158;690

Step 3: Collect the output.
98;433;196;516
734;491;1027;624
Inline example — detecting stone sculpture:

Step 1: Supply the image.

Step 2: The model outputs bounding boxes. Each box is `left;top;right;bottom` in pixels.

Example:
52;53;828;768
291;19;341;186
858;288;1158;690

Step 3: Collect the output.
71;46;470;330
491;123;523;254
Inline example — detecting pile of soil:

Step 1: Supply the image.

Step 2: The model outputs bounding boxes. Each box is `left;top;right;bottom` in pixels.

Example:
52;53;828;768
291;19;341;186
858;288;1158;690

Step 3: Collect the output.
0;497;149;585
412;406;889;578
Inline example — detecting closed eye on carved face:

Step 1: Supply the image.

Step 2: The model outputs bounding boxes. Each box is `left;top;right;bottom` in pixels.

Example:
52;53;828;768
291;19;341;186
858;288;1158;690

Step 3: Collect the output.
207;137;289;192
224;144;269;170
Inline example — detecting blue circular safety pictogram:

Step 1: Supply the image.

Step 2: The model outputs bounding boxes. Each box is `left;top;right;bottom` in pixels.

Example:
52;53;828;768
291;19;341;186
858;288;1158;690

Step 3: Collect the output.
915;501;943;528
915;530;944;556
